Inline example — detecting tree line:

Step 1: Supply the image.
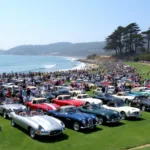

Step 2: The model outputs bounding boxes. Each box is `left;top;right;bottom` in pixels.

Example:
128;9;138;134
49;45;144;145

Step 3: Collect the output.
104;23;150;55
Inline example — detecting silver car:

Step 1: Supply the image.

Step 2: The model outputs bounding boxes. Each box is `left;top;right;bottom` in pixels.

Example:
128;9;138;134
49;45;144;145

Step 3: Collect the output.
0;99;26;119
10;110;65;139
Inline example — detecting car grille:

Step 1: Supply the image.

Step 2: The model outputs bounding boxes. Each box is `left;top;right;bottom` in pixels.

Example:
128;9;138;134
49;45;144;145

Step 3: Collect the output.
88;118;94;127
50;130;61;136
133;112;139;115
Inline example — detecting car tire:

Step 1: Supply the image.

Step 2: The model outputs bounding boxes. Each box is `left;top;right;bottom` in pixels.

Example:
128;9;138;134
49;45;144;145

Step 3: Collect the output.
3;110;7;119
11;119;16;127
85;102;90;105
98;116;104;125
29;128;36;139
141;105;146;111
73;122;80;131
121;111;126;120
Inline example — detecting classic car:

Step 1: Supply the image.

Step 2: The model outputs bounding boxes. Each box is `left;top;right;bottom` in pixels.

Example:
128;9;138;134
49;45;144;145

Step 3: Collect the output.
26;98;59;112
93;93;122;104
0;98;26;119
131;87;150;97
52;95;83;107
69;88;83;96
112;92;136;103
52;89;71;97
102;100;141;119
74;94;102;105
129;96;150;111
79;104;121;124
47;106;99;131
10;110;65;138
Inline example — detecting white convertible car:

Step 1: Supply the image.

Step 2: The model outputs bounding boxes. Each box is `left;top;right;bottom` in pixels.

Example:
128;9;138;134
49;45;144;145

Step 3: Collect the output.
102;100;141;119
74;94;102;105
112;92;136;103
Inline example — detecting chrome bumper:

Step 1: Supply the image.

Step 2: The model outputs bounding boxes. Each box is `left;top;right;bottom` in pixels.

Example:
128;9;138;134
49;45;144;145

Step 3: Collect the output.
106;118;121;123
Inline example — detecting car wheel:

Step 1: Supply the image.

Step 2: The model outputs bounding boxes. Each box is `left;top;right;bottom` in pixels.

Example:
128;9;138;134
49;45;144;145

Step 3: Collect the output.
73;122;80;131
141;105;146;111
3;110;7;119
98;116;104;125
11;119;16;127
85;102;90;105
121;112;126;120
29;128;36;139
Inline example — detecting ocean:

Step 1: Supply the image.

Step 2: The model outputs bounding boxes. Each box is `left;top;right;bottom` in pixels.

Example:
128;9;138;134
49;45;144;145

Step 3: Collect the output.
0;55;85;73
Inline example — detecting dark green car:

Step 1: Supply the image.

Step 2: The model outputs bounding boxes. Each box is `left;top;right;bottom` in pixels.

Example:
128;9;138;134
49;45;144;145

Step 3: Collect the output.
78;104;121;124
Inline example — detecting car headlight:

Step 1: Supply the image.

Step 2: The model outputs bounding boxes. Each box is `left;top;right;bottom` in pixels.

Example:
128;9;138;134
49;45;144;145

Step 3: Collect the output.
82;120;86;124
38;125;45;131
106;115;110;119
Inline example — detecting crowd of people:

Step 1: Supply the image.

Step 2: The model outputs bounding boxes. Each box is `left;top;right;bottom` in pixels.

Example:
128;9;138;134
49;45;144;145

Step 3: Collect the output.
0;62;148;105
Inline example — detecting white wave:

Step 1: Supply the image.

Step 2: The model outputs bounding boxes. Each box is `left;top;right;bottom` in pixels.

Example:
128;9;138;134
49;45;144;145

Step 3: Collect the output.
71;62;86;70
43;64;56;69
63;57;77;62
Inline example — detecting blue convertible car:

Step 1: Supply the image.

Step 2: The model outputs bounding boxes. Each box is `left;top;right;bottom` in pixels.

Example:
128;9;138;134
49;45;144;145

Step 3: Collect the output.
47;106;99;131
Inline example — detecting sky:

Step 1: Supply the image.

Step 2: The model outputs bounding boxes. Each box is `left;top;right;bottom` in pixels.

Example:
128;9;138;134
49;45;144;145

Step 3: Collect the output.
0;0;150;49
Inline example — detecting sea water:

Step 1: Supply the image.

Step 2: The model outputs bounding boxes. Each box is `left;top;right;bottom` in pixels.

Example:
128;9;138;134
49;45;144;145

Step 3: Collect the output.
0;55;85;73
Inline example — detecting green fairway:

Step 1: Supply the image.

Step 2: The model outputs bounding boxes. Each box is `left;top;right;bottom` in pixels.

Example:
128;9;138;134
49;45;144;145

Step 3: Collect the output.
1;112;150;150
126;62;150;81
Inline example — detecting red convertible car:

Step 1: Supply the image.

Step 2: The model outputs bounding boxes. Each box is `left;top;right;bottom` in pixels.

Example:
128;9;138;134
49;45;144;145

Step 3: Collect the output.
52;95;83;107
26;98;59;112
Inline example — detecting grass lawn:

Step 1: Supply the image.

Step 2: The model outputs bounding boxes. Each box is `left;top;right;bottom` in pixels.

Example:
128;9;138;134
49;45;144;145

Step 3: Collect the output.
1;112;150;150
126;62;150;81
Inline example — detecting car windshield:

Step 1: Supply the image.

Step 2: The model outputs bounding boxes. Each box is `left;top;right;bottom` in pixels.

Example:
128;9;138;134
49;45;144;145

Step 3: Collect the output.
82;95;90;98
63;96;71;99
19;110;44;117
90;104;102;109
37;99;47;103
2;99;19;104
65;107;79;113
116;101;125;107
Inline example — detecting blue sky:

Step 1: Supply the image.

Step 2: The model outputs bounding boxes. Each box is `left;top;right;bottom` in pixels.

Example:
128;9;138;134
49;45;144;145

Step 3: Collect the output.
0;0;149;49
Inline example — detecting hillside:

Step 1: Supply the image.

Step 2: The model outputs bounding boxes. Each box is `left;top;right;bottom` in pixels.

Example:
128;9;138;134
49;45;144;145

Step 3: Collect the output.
0;42;106;57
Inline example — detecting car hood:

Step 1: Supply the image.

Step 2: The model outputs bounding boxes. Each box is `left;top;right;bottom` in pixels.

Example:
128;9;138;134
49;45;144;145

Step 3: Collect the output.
66;112;95;120
94;108;119;117
64;100;83;106
28;115;63;130
83;98;102;104
40;103;59;110
119;106;140;112
3;104;26;110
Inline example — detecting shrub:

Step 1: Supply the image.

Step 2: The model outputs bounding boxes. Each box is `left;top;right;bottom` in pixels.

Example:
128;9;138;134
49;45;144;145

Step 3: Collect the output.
133;57;140;62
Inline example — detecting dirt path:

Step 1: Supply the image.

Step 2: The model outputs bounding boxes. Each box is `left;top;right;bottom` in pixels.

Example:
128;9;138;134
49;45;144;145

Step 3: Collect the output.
127;144;150;150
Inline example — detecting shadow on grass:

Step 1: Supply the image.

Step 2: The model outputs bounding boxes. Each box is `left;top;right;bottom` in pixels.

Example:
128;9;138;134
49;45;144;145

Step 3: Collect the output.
14;125;69;143
36;133;69;143
125;117;145;122
81;127;102;134
104;122;125;127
